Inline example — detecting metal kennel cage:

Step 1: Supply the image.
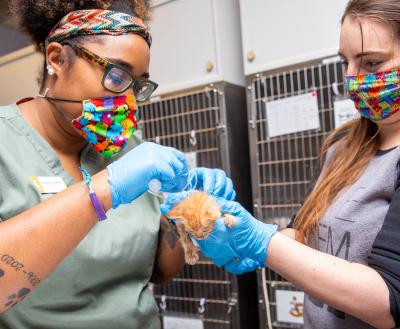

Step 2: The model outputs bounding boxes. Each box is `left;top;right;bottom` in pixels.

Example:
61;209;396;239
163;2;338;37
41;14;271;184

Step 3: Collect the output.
246;58;346;329
138;82;258;329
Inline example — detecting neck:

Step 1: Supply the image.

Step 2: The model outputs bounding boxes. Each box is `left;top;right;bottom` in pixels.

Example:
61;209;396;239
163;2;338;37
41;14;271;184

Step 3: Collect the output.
18;97;87;157
377;115;400;150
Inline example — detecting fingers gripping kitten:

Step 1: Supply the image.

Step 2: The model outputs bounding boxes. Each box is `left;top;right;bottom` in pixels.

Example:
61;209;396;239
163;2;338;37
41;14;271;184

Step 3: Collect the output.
167;191;236;265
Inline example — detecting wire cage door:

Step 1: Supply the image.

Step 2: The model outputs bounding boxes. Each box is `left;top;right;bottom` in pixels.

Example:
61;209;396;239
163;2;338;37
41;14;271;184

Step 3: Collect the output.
247;59;346;329
138;85;243;329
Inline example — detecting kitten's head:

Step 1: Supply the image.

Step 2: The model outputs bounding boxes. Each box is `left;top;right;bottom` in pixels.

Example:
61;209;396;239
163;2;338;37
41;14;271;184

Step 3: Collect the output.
167;191;221;239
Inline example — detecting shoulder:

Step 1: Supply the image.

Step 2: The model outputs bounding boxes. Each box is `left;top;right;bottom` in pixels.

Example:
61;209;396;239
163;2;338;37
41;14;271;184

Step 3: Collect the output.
0;103;21;119
0;103;25;142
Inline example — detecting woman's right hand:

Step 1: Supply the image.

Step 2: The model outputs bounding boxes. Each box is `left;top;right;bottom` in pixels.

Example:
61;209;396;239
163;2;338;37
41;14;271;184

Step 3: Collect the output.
107;142;188;208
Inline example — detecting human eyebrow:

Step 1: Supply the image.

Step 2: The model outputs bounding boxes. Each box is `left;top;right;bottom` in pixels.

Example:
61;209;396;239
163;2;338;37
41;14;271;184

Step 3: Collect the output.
104;57;150;78
355;51;388;58
105;57;134;72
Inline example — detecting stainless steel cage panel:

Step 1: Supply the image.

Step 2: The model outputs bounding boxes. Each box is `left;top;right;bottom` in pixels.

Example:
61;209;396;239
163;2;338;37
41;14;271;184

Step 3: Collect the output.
138;83;257;329
246;59;345;329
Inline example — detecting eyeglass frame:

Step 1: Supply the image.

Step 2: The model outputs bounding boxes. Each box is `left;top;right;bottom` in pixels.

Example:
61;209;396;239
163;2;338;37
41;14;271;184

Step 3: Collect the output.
61;42;158;101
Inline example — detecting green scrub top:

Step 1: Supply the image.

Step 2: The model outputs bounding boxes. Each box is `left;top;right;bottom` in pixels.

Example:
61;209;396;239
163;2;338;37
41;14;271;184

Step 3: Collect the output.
0;103;161;329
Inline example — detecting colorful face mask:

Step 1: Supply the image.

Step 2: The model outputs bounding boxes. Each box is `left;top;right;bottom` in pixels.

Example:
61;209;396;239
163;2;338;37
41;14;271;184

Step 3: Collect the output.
72;95;138;158
346;69;400;121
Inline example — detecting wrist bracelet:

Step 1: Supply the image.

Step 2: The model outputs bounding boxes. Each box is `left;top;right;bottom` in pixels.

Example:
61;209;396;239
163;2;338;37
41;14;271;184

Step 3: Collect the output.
80;167;107;221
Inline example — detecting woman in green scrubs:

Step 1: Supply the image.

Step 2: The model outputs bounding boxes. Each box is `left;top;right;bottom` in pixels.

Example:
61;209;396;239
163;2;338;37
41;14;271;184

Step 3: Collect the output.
0;1;235;328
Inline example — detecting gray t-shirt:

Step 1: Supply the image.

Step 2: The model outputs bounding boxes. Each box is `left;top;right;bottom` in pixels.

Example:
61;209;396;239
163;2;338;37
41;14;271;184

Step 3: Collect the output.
304;146;400;329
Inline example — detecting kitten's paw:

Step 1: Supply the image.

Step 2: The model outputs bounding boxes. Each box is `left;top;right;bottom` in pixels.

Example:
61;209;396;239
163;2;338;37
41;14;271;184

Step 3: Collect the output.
223;214;237;228
185;243;200;265
185;251;199;265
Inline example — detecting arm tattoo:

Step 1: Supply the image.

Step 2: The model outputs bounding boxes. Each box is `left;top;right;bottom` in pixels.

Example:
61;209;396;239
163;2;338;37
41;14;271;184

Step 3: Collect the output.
0;254;41;286
4;287;31;308
151;217;184;283
159;216;180;249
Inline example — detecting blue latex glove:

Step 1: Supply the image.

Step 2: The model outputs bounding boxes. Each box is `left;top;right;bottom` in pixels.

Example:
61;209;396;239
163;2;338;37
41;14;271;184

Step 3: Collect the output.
160;168;236;215
224;258;261;275
187;167;236;200
196;198;278;268
194;217;261;274
107;142;188;208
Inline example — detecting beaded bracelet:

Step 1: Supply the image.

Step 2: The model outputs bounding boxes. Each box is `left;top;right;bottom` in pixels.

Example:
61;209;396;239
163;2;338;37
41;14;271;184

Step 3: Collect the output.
80;167;107;221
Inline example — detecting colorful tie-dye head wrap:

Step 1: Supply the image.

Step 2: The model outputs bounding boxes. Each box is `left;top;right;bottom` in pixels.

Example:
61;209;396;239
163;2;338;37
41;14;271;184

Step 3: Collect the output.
45;9;151;48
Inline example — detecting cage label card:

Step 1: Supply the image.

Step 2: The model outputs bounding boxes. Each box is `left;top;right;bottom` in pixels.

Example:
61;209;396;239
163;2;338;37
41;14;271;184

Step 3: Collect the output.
333;98;359;128
162;315;204;329
275;289;304;324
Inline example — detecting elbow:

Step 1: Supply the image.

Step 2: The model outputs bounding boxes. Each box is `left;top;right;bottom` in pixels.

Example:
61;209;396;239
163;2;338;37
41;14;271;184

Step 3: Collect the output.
150;267;181;285
150;274;174;285
362;311;395;329
373;318;396;329
374;323;395;329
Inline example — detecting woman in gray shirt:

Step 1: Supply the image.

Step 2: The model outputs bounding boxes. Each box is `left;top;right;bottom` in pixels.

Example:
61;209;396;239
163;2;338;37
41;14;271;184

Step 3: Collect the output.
163;0;400;328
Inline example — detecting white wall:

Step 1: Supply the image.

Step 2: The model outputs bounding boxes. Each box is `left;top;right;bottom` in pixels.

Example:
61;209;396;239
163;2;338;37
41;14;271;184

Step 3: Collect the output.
0;46;42;105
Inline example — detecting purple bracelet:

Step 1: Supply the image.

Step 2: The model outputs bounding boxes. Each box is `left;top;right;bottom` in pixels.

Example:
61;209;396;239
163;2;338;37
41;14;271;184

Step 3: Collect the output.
80;167;107;221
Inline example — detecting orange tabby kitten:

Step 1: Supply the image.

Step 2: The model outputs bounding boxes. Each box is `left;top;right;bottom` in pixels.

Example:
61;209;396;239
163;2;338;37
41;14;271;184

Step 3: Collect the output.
167;191;236;265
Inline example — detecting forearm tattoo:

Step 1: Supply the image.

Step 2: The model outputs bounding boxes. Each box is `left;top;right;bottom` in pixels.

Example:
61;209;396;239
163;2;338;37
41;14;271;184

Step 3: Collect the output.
0;254;42;309
4;287;31;308
0;266;31;309
0;254;41;286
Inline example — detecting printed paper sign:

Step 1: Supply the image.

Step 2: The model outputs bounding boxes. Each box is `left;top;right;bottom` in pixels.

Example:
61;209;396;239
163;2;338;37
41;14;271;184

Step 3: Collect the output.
163;316;204;329
266;92;320;138
275;289;304;324
334;99;359;128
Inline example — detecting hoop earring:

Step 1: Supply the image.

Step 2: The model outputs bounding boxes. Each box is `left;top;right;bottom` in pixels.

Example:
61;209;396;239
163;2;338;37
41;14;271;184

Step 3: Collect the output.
47;65;55;76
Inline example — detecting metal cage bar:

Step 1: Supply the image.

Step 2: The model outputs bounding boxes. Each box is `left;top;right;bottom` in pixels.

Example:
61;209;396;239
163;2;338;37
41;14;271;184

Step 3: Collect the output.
138;83;250;329
247;59;346;329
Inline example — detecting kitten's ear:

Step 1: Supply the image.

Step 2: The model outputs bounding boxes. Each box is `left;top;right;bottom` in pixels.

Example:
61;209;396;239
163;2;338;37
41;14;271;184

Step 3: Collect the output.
166;213;184;222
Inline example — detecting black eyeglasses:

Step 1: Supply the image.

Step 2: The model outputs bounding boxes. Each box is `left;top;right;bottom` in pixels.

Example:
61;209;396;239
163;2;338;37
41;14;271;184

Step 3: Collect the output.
63;43;158;102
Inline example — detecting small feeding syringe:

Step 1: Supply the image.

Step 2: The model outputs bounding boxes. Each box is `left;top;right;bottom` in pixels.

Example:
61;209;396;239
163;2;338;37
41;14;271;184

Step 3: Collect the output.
148;179;163;198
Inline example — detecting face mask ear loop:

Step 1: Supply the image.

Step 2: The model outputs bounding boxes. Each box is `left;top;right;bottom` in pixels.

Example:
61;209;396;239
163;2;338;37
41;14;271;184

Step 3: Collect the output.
37;88;50;99
182;169;198;192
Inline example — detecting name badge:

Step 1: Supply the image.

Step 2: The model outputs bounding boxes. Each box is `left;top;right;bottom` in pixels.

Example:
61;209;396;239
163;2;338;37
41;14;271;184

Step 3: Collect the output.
29;176;67;194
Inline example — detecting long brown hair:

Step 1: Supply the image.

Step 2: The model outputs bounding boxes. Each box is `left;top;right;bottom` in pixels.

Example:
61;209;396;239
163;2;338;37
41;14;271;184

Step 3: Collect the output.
294;0;400;243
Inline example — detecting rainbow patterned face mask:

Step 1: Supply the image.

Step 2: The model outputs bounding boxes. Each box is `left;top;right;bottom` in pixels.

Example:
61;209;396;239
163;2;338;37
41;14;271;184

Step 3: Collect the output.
346;69;400;121
72;95;137;158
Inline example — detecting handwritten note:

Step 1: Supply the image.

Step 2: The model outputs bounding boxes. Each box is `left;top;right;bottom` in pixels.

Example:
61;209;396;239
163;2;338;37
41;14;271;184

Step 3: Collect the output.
334;99;359;128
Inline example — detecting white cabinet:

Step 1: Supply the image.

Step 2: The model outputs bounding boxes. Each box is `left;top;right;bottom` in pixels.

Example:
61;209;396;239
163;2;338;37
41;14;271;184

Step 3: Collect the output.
149;0;245;96
240;0;349;75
